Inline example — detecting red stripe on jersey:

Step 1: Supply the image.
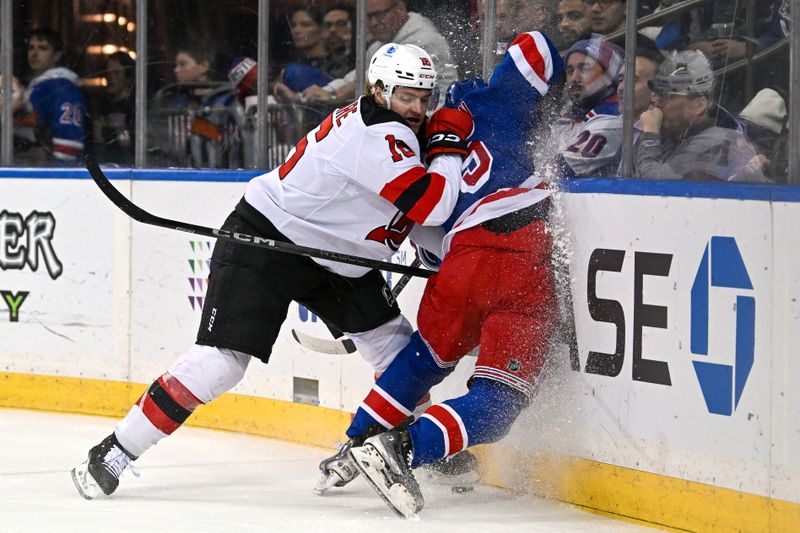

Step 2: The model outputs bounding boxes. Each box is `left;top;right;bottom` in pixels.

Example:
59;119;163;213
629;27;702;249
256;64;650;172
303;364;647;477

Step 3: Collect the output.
379;166;446;224
158;373;204;411
380;166;427;203
406;172;446;223
510;33;547;83
461;187;532;220
363;387;410;428
138;393;181;435
424;404;465;455
53;142;82;157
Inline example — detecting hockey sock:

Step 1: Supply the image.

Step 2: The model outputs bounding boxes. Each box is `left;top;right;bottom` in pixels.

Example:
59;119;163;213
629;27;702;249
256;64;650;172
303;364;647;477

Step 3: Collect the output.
406;378;527;468
114;372;204;458
115;345;250;457
347;331;453;439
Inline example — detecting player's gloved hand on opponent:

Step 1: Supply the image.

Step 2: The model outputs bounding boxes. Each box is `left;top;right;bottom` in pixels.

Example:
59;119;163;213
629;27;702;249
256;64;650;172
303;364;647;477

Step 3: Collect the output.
424;107;473;164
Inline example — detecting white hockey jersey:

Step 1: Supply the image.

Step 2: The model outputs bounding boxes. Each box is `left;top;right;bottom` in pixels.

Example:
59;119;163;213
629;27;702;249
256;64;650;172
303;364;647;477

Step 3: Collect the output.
544;96;622;178
244;96;462;277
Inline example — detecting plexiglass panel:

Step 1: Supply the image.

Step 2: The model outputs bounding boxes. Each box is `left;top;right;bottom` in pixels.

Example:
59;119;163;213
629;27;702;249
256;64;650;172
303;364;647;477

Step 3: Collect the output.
3;0;794;182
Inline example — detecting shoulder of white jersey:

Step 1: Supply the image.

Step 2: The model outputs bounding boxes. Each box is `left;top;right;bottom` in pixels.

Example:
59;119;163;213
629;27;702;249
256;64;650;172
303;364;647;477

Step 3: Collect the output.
586;111;622;123
358;99;422;153
584;113;623;131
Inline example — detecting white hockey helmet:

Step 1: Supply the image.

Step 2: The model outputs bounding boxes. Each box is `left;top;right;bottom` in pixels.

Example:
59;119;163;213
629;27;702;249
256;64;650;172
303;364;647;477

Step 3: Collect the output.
368;43;437;109
651;50;715;97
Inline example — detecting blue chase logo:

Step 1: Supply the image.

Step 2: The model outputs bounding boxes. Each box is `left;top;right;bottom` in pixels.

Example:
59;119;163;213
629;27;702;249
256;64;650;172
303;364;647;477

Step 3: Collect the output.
690;237;755;416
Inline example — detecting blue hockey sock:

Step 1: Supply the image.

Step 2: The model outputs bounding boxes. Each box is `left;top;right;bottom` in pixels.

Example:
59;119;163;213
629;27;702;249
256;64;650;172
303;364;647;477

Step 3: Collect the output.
407;378;527;468
346;331;453;439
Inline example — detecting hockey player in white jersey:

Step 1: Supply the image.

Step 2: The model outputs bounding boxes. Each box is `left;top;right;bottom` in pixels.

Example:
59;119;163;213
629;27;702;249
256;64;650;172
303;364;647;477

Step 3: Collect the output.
541;36;623;177
71;43;474;500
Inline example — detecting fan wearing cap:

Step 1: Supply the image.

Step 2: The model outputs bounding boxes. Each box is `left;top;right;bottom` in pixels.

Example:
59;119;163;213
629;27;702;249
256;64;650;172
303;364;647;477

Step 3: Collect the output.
541;36;624;177
634;50;767;183
737;88;788;182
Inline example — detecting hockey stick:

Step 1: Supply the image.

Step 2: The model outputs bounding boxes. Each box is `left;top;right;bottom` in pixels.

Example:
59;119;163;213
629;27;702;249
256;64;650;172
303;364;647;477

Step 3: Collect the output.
85;156;434;279
291;259;424;354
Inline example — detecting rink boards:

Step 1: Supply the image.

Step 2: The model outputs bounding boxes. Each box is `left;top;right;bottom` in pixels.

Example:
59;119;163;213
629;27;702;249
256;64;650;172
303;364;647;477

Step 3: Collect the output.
1;168;799;531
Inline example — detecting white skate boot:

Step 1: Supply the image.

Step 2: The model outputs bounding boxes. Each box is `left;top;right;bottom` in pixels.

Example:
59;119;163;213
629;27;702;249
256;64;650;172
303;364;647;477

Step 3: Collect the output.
313;439;360;495
349;429;424;519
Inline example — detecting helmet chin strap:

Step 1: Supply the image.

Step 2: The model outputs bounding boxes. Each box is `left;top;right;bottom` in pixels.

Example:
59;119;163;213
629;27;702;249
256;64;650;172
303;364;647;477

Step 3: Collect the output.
373;84;395;111
383;84;394;111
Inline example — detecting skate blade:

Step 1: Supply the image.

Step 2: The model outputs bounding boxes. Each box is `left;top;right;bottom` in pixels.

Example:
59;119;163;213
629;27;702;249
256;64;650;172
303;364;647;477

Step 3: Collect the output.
349;445;422;519
71;461;102;500
418;468;480;487
312;471;341;496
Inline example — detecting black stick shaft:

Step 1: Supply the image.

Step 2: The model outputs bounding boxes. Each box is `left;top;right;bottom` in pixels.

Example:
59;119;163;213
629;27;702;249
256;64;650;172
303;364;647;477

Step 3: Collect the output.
86;156;434;279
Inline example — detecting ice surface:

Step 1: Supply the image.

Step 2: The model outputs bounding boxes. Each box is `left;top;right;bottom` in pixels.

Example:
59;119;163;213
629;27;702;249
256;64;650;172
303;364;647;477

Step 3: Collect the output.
0;409;653;532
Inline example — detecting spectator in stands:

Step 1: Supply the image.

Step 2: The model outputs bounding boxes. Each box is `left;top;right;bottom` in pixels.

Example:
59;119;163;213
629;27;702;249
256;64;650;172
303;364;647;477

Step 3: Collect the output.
94;51;135;166
614;35;663;175
634;50;767;182
687;1;791;101
646;1;709;52
174;45;213;85
15;27;87;165
273;4;332;103
286;3;327;68
737;88;788;182
295;3;357;105
365;0;458;98
322;3;355;79
295;0;460;108
541;37;623;177
165;43;220;111
678;2;771;70
584;0;626;35
557;0;593;49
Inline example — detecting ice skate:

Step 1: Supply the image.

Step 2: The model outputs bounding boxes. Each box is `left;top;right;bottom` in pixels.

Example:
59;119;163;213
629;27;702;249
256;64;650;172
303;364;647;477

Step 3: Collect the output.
349;429;424;519
313;439;360;495
71;433;139;499
419;449;480;492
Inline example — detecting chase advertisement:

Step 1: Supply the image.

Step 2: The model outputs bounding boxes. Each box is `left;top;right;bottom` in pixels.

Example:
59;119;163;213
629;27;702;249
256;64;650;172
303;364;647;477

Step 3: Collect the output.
561;191;782;496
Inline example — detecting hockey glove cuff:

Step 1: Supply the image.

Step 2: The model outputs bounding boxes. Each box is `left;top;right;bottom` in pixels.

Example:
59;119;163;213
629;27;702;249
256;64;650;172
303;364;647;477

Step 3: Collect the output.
425;108;473;164
415;244;442;271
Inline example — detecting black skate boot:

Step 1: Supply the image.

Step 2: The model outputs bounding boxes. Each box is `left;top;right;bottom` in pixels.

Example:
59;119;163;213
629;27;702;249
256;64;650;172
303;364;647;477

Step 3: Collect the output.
349;428;424;519
419;449;480;492
71;433;139;499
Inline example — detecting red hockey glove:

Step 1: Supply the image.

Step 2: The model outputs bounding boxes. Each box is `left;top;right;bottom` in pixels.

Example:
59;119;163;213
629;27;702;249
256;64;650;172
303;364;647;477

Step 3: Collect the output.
424;107;473;164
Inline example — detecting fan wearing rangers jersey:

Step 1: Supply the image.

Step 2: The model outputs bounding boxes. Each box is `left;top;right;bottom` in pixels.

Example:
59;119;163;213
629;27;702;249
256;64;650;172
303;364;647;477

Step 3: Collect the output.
71;43;474;500
16;28;87;164
315;31;566;518
541;37;623;178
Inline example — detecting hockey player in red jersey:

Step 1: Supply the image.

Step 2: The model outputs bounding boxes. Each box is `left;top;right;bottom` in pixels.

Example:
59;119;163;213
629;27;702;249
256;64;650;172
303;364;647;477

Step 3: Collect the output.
70;43;474;500
315;31;566;518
